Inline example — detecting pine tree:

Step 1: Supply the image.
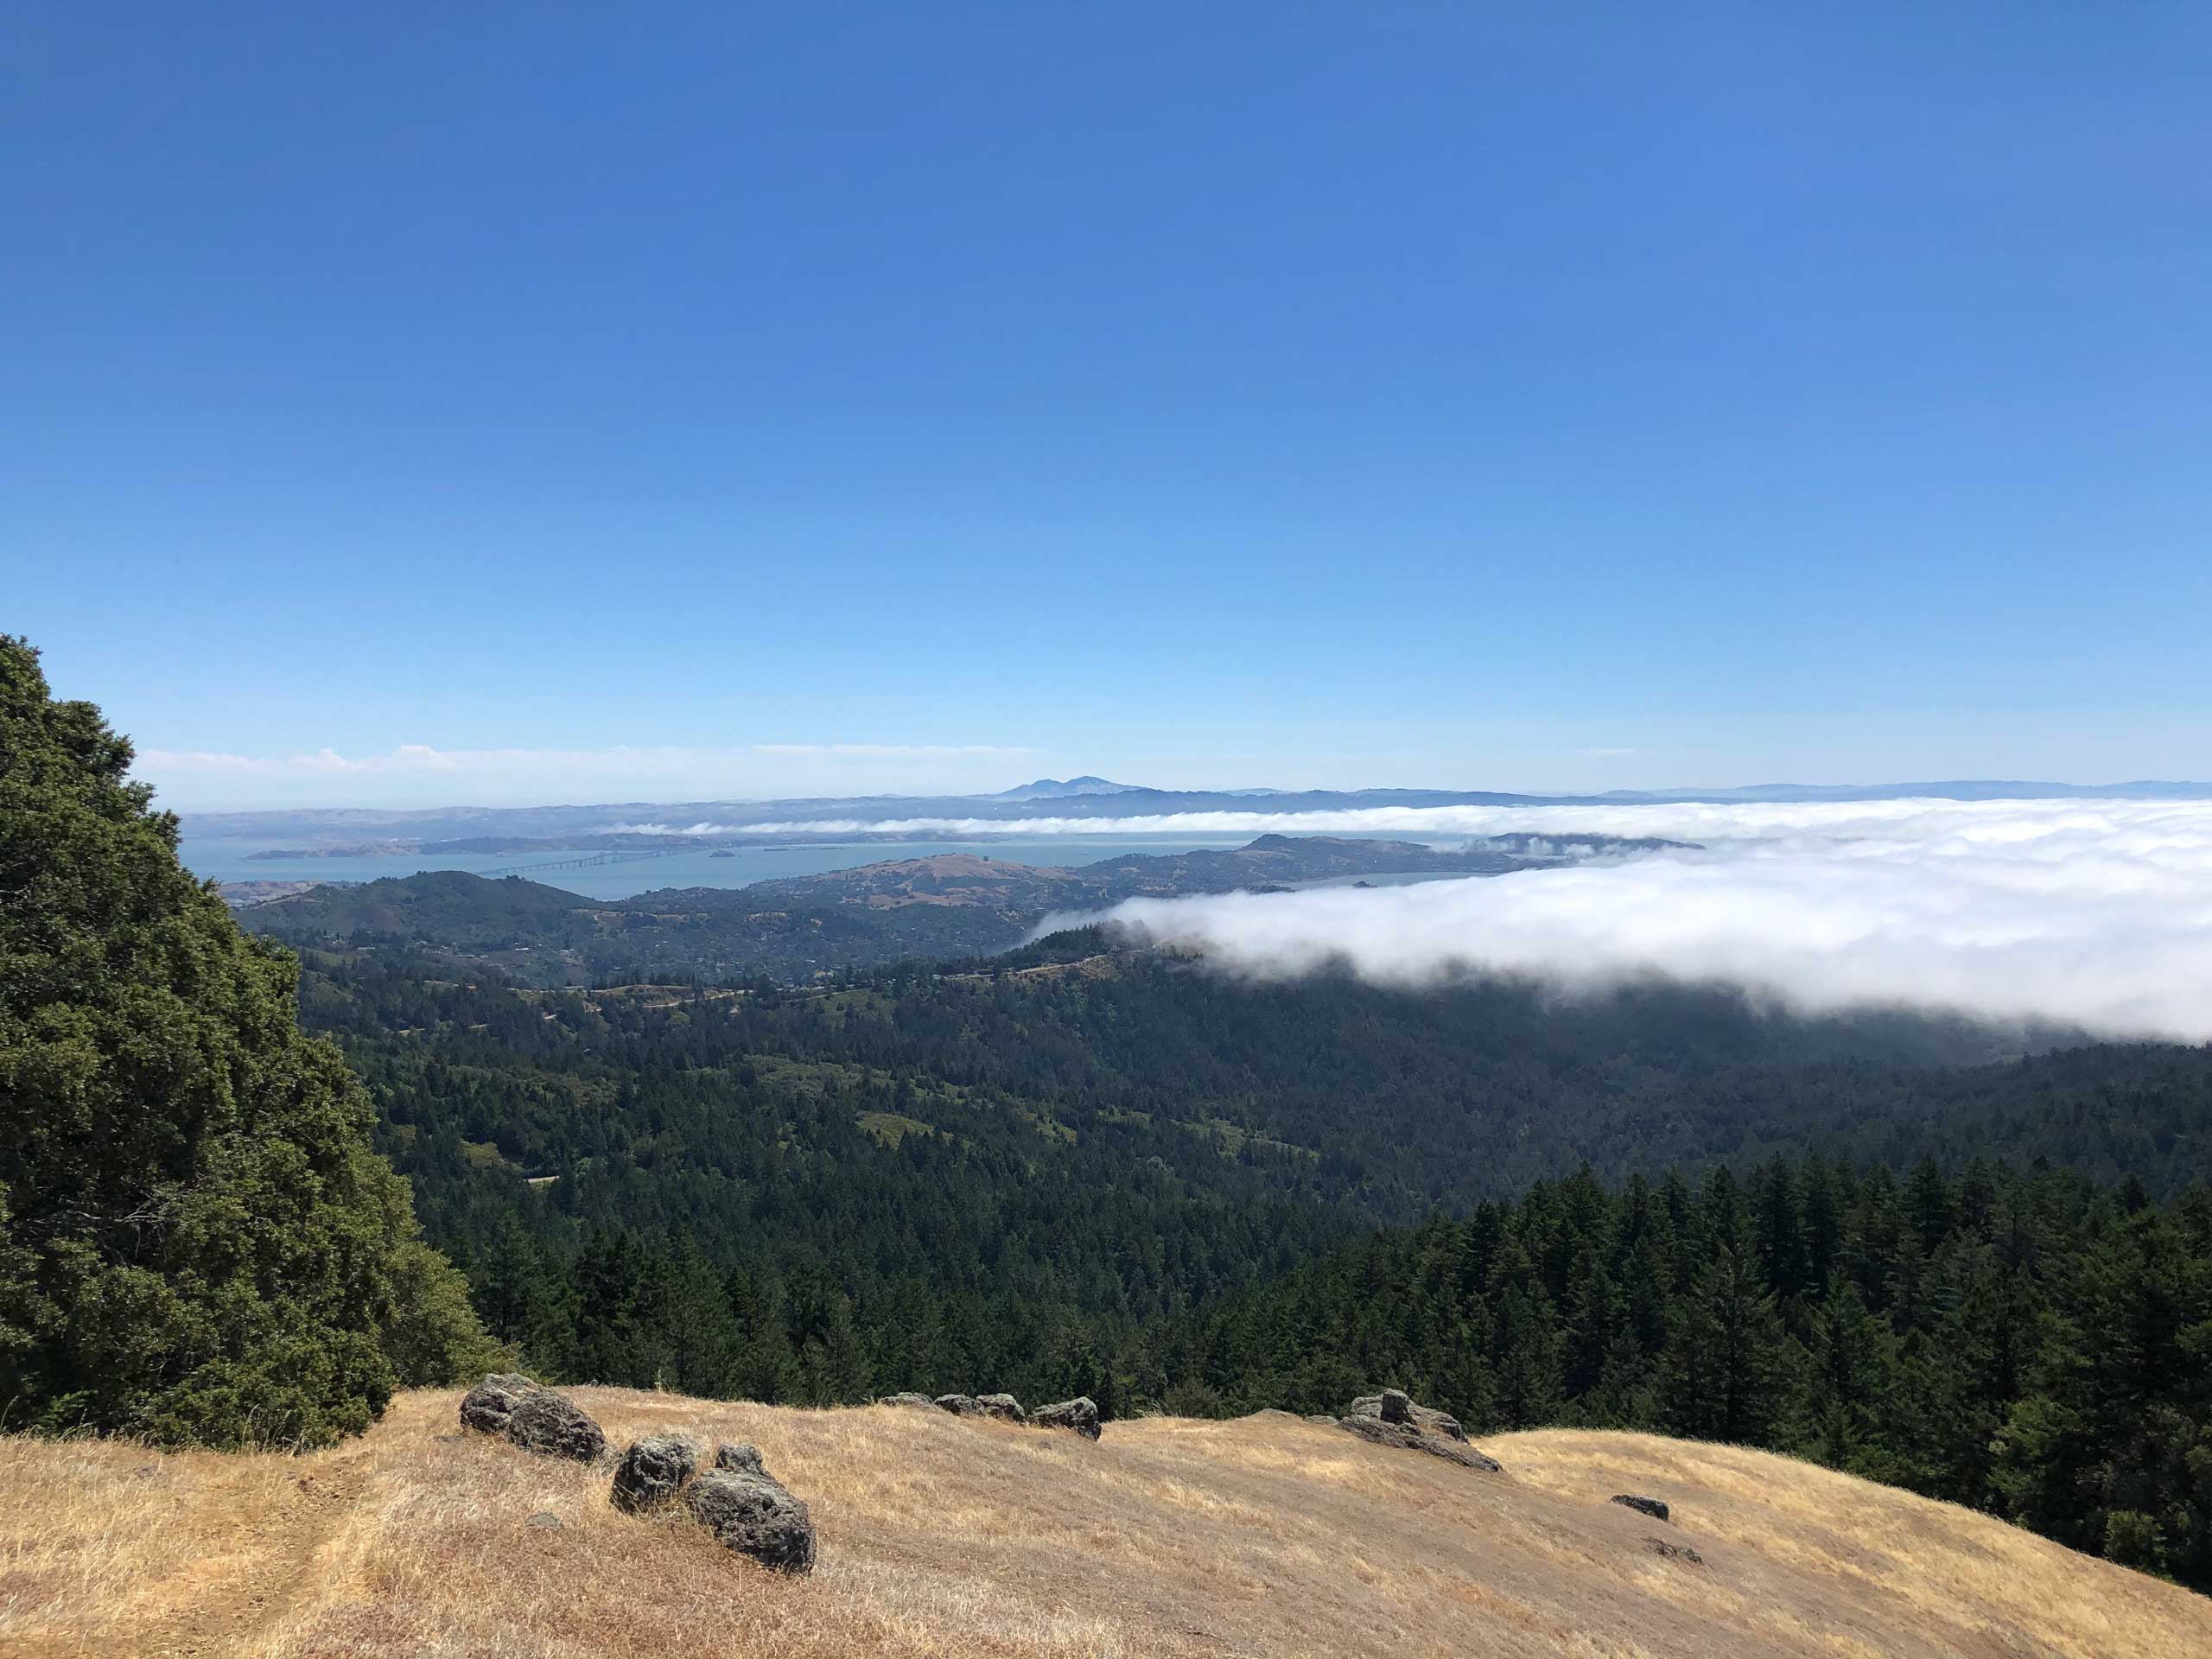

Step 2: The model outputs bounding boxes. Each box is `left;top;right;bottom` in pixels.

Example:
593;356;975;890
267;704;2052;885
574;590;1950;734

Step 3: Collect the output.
1801;1278;1903;1479
1904;1237;2037;1509
1487;1232;1566;1428
1559;1241;1618;1404
659;1234;745;1397
567;1229;647;1384
784;1265;872;1404
1660;1241;1792;1444
472;1212;559;1354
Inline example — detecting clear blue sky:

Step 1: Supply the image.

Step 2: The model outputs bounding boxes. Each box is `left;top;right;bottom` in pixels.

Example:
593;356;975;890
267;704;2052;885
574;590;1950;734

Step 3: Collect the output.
7;4;2210;807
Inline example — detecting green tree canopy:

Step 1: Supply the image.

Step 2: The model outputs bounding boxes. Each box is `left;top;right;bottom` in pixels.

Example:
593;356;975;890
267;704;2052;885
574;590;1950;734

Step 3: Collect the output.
0;635;498;1446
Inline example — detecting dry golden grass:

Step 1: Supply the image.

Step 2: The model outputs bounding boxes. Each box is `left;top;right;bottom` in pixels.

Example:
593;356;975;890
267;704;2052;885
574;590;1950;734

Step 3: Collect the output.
2;1390;2205;1658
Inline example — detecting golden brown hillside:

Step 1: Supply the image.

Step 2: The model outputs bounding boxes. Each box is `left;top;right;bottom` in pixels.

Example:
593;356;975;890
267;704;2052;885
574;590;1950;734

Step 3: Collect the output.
3;1386;2204;1659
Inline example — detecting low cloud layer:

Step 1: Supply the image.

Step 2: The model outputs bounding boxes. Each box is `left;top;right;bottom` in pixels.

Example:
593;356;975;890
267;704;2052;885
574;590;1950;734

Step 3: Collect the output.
1042;799;2212;1043
138;742;1043;810
709;797;2209;842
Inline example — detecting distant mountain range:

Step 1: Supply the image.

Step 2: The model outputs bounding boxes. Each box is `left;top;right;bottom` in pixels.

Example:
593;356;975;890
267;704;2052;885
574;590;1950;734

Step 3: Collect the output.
180;777;2212;847
992;775;1145;800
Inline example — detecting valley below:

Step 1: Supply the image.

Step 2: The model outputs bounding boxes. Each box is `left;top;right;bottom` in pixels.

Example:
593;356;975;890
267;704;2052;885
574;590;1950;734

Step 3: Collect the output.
224;831;1686;984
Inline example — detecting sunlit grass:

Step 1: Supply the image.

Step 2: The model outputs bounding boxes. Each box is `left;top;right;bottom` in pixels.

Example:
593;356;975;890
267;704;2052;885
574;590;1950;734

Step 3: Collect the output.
0;1392;2203;1658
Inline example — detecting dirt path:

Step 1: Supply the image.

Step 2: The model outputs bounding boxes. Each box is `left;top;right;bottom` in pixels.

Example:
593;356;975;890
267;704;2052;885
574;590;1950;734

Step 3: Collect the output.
142;1444;373;1659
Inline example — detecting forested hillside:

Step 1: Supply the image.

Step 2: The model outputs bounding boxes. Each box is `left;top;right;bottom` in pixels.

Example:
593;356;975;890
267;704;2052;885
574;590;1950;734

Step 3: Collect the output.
291;942;2209;1386
1156;1158;2212;1587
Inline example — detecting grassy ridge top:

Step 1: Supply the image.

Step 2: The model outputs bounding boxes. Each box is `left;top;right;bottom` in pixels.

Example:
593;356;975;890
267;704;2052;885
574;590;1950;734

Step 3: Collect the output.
5;1387;2204;1658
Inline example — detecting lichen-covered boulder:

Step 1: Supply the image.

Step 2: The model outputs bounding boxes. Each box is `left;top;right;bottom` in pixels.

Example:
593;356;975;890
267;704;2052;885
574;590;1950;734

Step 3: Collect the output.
611;1435;700;1513
1346;1389;1465;1441
975;1392;1027;1424
507;1387;607;1463
878;1392;938;1409
1363;1389;1415;1426
459;1373;540;1437
684;1470;817;1573
1031;1396;1101;1440
714;1441;765;1477
935;1393;982;1415
458;1374;607;1464
1613;1493;1670;1522
1411;1404;1465;1440
1336;1414;1503;1471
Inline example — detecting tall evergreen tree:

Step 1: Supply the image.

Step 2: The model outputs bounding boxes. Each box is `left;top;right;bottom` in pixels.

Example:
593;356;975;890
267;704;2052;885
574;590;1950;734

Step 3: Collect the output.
0;636;498;1446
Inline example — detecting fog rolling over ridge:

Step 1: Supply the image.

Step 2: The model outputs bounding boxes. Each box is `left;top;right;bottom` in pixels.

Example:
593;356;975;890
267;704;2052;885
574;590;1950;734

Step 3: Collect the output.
1039;798;2212;1043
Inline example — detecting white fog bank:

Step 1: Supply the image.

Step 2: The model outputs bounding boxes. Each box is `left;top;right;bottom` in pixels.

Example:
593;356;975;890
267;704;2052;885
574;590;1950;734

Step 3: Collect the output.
1039;798;2212;1043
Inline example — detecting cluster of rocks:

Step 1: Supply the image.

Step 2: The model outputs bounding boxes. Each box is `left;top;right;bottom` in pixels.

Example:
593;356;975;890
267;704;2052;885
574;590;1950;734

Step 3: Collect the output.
1321;1392;1699;1566
1329;1389;1503;1472
457;1375;816;1573
881;1389;1103;1442
459;1373;607;1462
612;1434;817;1573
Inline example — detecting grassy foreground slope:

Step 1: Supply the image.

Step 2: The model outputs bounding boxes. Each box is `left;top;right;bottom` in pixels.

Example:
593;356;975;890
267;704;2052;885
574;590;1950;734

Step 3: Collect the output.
4;1388;2205;1659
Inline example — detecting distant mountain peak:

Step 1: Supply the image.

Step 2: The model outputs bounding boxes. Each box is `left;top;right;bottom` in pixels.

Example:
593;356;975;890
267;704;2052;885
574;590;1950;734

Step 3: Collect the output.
994;775;1143;800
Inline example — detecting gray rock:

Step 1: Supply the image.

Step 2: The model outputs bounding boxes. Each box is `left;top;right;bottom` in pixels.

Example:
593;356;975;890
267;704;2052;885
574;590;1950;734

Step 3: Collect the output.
459;1372;541;1437
878;1392;938;1409
611;1435;700;1514
1031;1396;1101;1441
508;1387;607;1463
1344;1389;1465;1440
975;1392;1027;1424
1346;1389;1466;1440
683;1470;817;1573
1612;1494;1670;1522
458;1374;607;1464
934;1393;982;1415
1408;1403;1465;1441
714;1442;765;1477
1645;1536;1702;1564
1336;1414;1503;1472
525;1511;563;1530
1348;1389;1416;1425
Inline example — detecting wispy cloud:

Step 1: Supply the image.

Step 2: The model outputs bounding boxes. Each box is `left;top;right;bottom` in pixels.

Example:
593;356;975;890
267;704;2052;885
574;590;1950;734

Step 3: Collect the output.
136;742;1043;809
1034;799;2212;1042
